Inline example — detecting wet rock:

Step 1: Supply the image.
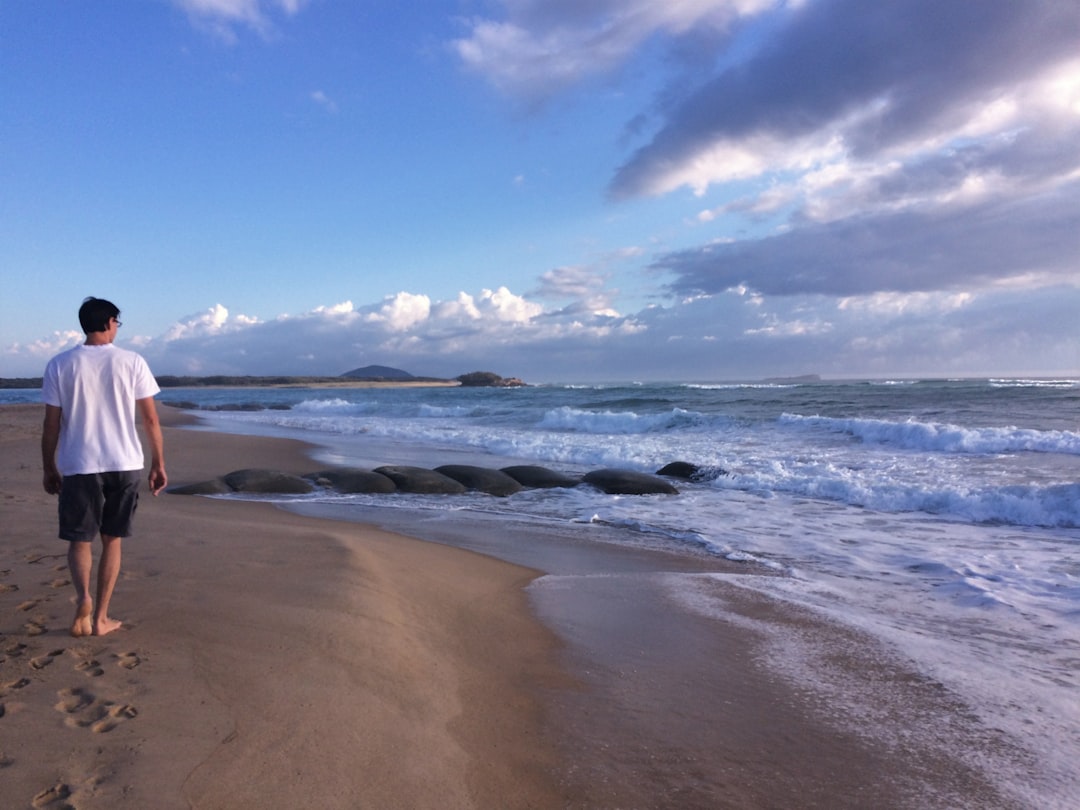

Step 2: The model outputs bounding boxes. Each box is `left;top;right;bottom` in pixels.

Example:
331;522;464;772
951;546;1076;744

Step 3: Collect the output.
373;465;467;494
222;468;315;494
307;468;397;494
656;461;728;481
434;465;523;496
500;465;581;489
582;469;679;495
167;478;232;495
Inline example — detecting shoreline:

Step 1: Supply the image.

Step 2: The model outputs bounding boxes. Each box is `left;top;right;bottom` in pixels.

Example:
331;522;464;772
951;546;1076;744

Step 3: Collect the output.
1;403;1026;808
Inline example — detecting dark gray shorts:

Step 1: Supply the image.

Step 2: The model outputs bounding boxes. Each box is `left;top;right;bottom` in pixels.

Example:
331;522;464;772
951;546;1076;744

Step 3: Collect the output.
58;471;141;542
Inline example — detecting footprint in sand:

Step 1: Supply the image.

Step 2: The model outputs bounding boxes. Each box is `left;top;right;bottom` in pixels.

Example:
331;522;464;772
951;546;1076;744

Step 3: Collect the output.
0;583;18;594
31;649;66;670
17;598;42;612
31;782;72;808
2;676;31;694
75;658;104;678
2;642;28;661
115;651;142;670
24;620;47;637
49;578;70;589
54;686;137;733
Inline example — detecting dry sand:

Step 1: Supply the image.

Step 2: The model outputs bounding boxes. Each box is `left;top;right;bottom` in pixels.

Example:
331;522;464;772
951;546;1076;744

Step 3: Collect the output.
1;403;1020;809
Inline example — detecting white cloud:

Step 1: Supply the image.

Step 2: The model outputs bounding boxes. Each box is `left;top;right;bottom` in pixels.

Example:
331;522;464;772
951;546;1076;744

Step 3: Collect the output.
312;301;355;318
174;0;309;40
3;331;83;363
453;0;772;101
161;304;260;342
310;90;338;113
364;292;431;332
478;286;544;323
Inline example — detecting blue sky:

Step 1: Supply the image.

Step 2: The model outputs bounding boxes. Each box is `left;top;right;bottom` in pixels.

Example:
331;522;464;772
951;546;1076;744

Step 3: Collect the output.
3;0;1078;382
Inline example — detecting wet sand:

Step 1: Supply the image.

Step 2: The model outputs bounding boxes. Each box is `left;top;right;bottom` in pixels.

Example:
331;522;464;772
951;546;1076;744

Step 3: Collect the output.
0;403;1019;808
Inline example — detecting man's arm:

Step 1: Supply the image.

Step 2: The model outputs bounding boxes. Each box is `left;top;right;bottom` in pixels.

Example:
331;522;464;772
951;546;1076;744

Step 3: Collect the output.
137;397;167;495
42;404;63;494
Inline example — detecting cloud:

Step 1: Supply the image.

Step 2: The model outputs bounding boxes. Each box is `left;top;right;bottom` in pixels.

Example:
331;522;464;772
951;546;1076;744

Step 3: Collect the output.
7;279;1078;381
453;0;771;102
2;331;83;365
161;304;261;342
174;0;309;41
310;90;339;113
653;177;1080;298
363;292;431;332
534;265;620;316
610;0;1080;198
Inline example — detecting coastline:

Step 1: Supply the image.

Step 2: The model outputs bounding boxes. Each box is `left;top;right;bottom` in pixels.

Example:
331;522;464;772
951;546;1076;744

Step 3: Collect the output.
1;403;1026;808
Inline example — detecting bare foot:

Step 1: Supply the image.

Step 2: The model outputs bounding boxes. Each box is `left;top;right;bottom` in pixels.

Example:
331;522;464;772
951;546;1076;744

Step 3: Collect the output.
70;599;93;638
93;616;122;637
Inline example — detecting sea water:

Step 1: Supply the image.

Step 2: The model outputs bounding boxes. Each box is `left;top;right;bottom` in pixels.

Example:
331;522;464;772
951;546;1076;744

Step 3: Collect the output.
8;378;1078;803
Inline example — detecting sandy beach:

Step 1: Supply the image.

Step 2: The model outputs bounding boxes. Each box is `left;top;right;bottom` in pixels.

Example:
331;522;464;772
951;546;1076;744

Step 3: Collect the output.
1;403;1023;808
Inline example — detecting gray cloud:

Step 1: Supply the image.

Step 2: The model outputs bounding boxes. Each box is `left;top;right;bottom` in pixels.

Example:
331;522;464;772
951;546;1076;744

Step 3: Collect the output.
655;178;1080;297
611;0;1080;198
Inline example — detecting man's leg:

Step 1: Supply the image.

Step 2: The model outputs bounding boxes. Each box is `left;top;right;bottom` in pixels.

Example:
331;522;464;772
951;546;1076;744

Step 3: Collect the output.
94;535;123;636
67;541;94;638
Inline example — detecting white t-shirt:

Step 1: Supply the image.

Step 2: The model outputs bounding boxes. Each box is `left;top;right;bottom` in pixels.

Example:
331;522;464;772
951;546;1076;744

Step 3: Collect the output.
42;344;161;475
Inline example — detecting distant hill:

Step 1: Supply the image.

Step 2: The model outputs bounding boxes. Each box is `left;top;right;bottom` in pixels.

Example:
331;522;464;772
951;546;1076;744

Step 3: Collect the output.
340;365;416;381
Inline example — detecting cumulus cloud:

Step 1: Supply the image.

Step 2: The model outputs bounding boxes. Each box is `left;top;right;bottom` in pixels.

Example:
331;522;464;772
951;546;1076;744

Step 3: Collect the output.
161;304;261;342
363;292;431;332
2;331;83;364
7;279;1078;380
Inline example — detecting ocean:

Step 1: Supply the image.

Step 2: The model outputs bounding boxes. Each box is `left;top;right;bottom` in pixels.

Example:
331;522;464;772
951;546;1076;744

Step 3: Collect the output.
8;377;1078;804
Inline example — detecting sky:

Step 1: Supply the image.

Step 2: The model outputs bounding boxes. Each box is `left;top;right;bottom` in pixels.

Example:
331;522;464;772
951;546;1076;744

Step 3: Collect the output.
2;0;1078;383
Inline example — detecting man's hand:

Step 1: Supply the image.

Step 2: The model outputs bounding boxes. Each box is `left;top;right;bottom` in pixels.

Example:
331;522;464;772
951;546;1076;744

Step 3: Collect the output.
148;465;167;496
43;469;62;495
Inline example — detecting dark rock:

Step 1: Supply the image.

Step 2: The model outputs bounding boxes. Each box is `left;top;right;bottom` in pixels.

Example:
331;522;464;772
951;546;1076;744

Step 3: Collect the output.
500;465;581;489
167;478;232;495
307;468;396;494
656;461;728;481
656;461;701;479
373;465;467;494
456;371;526;387
583;469;679;495
434;465;523;496
222;468;315;494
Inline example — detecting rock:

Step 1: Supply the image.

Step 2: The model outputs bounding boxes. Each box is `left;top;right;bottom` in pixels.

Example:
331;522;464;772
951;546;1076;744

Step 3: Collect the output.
434;465;522;496
306;468;396;494
373;465;468;494
455;371;526;387
167;478;233;495
582;469;679;495
656;461;728;481
222;468;315;494
500;465;581;489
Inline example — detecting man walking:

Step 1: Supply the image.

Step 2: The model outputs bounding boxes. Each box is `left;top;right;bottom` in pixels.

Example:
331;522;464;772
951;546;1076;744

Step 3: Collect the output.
41;297;167;637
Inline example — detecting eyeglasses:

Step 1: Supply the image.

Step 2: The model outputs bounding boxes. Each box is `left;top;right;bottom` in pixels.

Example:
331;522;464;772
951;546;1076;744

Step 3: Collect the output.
112;317;122;328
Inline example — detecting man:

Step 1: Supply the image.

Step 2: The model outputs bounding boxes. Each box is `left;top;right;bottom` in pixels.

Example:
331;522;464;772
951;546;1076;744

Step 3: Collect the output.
41;297;167;637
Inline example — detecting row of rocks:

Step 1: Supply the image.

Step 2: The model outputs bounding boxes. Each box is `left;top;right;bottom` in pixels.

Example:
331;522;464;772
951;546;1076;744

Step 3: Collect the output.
169;461;726;498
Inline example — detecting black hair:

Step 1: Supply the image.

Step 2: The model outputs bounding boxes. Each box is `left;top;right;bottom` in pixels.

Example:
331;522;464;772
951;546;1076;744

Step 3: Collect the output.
78;297;121;334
